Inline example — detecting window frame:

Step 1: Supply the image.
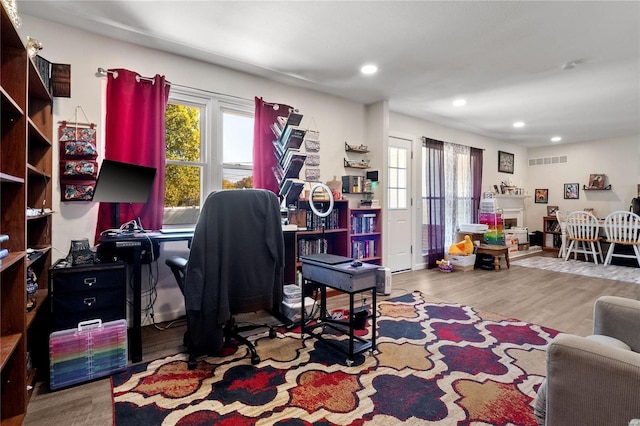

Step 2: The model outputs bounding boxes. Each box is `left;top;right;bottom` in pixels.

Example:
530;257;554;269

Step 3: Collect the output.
165;86;253;224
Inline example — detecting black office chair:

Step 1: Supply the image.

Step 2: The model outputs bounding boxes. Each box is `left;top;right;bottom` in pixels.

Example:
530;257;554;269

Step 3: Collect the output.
166;189;284;369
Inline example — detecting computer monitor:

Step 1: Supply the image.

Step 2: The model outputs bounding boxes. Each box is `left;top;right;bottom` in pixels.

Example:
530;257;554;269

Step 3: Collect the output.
93;159;157;228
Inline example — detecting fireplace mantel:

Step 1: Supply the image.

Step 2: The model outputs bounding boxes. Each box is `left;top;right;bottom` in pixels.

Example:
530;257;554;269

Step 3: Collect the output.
495;195;530;228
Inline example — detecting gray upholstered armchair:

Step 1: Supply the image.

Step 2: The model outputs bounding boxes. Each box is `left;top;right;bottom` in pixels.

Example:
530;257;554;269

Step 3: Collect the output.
535;296;640;425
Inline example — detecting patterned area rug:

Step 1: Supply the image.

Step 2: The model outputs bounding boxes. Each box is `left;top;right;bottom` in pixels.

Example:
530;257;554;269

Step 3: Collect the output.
112;292;557;425
512;256;640;284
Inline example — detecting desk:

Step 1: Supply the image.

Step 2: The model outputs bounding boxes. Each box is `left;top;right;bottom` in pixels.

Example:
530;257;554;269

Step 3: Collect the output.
300;254;377;364
97;231;193;362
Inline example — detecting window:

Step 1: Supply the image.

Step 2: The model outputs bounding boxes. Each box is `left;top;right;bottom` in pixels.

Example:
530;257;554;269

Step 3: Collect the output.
388;146;407;209
164;87;254;225
421;138;483;264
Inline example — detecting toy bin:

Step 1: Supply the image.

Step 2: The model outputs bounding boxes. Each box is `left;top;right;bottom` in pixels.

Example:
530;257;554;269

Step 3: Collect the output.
449;254;477;272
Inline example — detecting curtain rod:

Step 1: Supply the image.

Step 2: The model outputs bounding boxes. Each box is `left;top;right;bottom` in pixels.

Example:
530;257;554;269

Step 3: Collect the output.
97;67;171;85
96;68;295;110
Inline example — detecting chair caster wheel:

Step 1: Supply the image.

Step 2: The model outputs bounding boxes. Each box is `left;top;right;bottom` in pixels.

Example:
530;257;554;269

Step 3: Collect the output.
269;328;277;338
251;354;261;365
188;357;197;370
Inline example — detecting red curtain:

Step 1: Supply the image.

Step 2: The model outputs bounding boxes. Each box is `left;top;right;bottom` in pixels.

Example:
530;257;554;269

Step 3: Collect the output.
252;97;292;194
95;69;170;240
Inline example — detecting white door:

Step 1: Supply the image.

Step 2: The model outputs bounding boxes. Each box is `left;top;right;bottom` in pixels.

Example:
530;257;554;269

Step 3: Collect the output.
386;136;412;272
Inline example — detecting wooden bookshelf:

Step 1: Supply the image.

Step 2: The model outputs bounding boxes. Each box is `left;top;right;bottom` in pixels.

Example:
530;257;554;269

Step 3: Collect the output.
349;206;382;265
542;216;561;252
1;2;53;421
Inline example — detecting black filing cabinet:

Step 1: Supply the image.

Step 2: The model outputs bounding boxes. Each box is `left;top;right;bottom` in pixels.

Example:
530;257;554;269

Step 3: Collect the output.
49;260;126;331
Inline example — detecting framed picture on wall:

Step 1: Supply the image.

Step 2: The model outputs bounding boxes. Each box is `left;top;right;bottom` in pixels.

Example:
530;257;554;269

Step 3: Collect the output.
564;183;579;199
547;205;559;216
535;188;548;204
498;151;514;174
587;174;606;189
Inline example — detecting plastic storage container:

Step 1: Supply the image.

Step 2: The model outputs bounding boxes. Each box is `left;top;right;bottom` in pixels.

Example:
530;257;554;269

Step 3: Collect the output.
49;319;127;390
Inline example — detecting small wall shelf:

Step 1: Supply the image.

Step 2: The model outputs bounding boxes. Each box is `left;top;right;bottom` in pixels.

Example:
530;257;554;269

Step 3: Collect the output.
344;142;369;153
582;184;612;190
344;158;370;169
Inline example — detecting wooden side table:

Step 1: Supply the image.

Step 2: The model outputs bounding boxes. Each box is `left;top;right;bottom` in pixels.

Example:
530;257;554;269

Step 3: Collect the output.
476;245;510;271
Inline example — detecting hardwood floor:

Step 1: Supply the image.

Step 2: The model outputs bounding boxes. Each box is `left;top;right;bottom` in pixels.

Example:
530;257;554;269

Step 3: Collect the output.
24;253;640;425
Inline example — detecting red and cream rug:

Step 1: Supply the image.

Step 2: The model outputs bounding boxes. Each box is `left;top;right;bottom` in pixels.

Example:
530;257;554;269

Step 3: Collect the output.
112;291;557;425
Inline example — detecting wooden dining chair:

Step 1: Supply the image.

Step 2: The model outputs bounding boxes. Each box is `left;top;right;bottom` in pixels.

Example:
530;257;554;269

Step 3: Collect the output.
602;210;640;267
555;210;568;258
564;211;603;264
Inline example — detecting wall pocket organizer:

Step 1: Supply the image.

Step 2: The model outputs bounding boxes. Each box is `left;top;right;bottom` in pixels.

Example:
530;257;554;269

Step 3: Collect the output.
59;106;98;201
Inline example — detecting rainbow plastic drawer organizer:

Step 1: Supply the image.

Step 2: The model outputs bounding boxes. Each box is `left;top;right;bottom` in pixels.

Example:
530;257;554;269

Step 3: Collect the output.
49;319;127;390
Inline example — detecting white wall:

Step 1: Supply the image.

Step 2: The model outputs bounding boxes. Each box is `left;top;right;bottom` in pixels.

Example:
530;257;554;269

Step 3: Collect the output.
525;135;640;229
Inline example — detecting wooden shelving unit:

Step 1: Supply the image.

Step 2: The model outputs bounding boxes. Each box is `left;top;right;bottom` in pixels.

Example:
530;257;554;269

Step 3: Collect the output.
294;200;349;268
349;206;382;265
542;216;561;252
1;2;53;422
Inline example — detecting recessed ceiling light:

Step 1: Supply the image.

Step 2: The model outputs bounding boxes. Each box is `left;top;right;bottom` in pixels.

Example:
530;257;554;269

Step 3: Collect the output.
453;99;466;107
551;136;562;142
513;121;525;128
360;64;378;75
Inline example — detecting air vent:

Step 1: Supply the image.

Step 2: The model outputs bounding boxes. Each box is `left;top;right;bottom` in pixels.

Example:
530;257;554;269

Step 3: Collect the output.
528;155;567;166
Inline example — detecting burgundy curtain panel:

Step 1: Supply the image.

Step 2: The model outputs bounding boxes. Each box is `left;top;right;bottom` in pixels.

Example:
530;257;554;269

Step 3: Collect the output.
253;97;292;194
95;69;170;241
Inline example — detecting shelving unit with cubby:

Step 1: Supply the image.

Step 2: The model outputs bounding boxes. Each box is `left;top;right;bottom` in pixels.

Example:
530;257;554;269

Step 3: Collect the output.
1;2;53;421
349;207;382;264
542;216;562;252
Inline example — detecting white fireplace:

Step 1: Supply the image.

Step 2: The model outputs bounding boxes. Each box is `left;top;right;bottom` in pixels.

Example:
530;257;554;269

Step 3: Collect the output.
495;195;528;228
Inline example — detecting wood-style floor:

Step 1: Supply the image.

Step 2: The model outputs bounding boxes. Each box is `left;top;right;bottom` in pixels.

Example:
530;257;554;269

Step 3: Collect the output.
23;253;640;425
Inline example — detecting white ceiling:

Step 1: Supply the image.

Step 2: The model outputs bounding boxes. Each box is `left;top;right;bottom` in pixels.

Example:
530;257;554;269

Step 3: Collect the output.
19;1;640;148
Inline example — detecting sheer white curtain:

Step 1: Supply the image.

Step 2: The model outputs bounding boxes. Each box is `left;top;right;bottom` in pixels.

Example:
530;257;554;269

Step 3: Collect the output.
443;143;473;249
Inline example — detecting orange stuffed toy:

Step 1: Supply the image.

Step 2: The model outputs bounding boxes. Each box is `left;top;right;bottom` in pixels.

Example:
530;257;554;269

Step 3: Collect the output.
448;235;475;255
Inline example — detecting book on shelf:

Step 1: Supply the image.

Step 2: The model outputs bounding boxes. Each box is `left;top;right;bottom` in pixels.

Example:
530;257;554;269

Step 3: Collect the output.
280;148;305;168
276;125;306;150
279;178;305;207
272;112;304;139
273;141;285;161
283;152;306;179
272;165;285;186
270;122;284;139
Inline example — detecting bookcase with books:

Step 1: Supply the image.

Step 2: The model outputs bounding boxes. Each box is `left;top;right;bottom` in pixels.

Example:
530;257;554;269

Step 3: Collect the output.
271;110;306;205
542;216;562;252
1;2;53;422
294;199;349;267
349;207;382;264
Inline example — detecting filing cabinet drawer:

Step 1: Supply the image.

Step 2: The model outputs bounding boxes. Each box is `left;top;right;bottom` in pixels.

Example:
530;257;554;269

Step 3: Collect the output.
50;264;125;294
51;287;125;313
